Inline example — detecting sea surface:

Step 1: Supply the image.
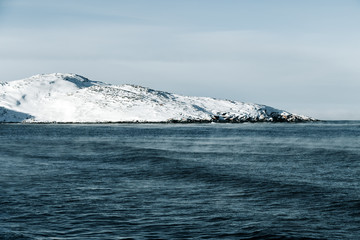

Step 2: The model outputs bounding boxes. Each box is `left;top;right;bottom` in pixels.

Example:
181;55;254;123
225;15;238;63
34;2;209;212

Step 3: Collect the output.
0;122;359;240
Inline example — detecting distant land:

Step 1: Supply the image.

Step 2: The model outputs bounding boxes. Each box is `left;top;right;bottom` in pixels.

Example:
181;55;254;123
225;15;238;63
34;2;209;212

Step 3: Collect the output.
0;73;316;123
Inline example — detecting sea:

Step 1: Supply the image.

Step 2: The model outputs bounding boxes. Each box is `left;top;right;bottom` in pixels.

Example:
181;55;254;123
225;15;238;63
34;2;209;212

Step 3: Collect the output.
0;121;359;240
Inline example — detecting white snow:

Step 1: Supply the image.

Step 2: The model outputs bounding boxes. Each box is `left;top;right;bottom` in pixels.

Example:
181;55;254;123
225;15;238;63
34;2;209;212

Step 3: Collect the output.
0;73;315;123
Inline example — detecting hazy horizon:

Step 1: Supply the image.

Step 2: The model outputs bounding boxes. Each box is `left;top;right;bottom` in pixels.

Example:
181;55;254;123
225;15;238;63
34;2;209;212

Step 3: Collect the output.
1;0;359;120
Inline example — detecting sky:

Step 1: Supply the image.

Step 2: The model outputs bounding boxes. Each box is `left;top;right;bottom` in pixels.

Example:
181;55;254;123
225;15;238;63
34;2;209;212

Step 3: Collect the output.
0;0;359;120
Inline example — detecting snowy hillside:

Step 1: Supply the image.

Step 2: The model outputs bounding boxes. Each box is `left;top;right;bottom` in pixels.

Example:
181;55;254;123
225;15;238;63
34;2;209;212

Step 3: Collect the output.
0;73;316;123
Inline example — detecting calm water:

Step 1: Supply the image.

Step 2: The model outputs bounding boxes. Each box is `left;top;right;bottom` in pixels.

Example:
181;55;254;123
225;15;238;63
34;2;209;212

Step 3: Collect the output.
0;122;359;239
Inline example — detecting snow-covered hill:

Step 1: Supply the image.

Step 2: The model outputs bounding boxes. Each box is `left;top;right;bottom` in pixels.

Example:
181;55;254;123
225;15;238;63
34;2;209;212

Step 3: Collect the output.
0;73;316;123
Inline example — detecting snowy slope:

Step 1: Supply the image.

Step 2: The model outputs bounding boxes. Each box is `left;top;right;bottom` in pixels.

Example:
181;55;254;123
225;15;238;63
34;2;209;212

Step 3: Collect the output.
0;73;316;123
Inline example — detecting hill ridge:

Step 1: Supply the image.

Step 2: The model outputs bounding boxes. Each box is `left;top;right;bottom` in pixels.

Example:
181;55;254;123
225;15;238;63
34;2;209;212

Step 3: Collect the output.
0;73;316;123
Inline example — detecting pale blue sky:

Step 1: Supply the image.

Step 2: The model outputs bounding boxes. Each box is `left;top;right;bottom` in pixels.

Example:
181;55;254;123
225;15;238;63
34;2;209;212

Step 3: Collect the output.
1;0;359;119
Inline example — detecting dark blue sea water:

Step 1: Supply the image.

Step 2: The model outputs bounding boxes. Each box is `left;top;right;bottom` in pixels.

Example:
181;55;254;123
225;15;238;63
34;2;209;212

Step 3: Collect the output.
0;122;359;240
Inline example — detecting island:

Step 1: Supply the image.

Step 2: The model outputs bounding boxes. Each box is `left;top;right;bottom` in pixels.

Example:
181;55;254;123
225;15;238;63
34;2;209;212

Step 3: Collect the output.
0;73;316;123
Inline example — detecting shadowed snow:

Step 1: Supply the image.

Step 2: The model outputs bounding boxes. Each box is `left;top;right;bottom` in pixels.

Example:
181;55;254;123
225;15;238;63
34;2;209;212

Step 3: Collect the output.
0;106;33;122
